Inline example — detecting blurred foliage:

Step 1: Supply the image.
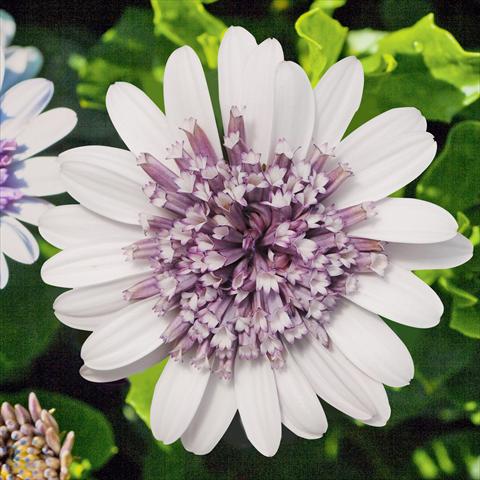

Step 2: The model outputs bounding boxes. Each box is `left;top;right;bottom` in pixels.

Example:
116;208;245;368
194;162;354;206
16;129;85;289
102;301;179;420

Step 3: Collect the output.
296;6;347;84
1;0;479;479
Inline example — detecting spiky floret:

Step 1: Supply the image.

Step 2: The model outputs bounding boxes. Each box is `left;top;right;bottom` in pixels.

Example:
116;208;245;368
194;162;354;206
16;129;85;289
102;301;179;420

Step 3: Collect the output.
0;393;74;480
123;108;387;379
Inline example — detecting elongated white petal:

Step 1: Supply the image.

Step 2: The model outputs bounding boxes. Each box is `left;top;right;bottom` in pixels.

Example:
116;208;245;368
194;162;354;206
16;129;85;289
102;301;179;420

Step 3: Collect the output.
106;82;177;172
53;272;148;317
291;338;390;425
182;375;237;455
312;57;364;148
242;38;284;163
0;10;16;46
0;253;8;289
11;156;64;197
234;355;281;457
14;108;77;161
360;380;391;427
164;46;222;159
218;26;257;133
0;215;39;264
39;204;143;249
6;197;52;225
0;78;53;139
347;198;458;244
80;297;173;370
346;263;444;328
80;345;167;383
2;47;28;91
330;133;437;208
273;61;315;157
385;234;473;270
151;358;210;444
274;351;328;439
289;338;373;420
60;153;159;225
326;299;414;387
41;241;151;288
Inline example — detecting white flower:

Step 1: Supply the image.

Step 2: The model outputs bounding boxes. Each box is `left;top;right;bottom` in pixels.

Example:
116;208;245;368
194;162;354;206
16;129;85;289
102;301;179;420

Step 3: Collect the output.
0;10;43;93
0;56;77;288
40;26;472;457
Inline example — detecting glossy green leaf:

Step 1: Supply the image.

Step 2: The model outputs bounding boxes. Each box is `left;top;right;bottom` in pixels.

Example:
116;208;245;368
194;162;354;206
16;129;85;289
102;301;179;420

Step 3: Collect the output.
296;7;348;85
417;121;480;213
1;390;116;470
310;0;347;16
151;0;226;69
351;15;480;125
72;7;172;111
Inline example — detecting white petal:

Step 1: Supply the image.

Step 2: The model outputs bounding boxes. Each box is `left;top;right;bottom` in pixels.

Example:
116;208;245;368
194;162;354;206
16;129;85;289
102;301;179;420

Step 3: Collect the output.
274;351;328;439
106;82;178;172
273;61;315;156
234;355;281;457
0;215;39;264
53;272;148;318
340;107;427;153
164;46;222;159
60;147;160;225
312;57;364;148
218;26;257;133
291;338;390;425
13;108;77;161
0;10;16;46
385;234;473;270
80;297;173;370
0;252;9;289
6;197;52;225
330;133;437;208
182;375;237;455
151;358;210;444
288;338;374;421
11;156;64;196
347;198;458;244
2;46;43;91
242;38;284;163
2;47;28;91
41;241;151;288
80;345;167;383
0;78;53;139
346;263;444;328
326;299;414;387
39;204;143;249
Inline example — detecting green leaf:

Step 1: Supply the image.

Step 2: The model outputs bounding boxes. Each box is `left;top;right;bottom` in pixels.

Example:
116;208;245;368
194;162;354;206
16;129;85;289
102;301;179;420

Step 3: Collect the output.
0;259;58;383
351;15;480;125
438;277;478;308
417;121;480;213
126;361;166;428
73;7;173;111
151;0;226;68
1;390;116;470
310;0;347;16
450;303;480;339
296;7;348;85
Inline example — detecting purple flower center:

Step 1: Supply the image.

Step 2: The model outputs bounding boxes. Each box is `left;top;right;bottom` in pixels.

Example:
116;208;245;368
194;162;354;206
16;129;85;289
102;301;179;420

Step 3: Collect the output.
124;107;387;379
0;139;23;211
